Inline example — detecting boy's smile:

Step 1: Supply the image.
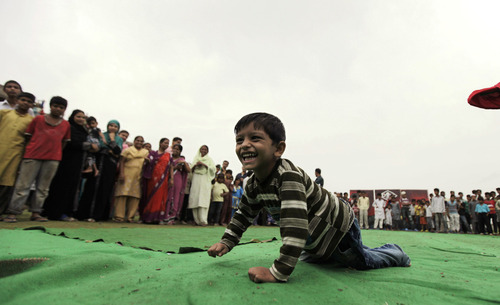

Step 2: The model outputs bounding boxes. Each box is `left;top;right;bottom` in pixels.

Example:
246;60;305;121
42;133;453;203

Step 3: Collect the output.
235;123;285;181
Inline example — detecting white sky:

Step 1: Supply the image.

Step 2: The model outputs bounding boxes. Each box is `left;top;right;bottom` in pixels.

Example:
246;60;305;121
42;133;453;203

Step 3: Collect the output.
2;0;500;195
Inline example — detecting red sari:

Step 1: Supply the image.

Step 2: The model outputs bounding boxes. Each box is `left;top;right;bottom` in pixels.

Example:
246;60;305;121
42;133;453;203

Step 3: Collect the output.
141;152;171;223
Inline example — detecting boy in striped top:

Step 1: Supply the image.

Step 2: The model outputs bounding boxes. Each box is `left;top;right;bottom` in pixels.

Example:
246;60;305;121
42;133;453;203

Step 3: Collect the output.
208;113;410;283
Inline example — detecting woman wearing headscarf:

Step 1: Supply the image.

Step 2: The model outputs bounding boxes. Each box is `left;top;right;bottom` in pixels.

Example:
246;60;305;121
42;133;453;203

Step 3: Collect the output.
43;110;98;221
77;119;123;221
188;145;216;226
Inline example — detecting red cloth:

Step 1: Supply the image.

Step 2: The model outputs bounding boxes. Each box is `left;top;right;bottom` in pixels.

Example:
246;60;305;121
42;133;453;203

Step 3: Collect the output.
24;115;71;161
468;82;500;109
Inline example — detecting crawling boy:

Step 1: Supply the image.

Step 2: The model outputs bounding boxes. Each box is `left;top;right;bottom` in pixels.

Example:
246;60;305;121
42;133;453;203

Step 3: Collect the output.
208;113;410;283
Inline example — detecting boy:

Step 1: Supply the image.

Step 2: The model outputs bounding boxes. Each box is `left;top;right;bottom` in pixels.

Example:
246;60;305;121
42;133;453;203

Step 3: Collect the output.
0;92;36;218
208;173;230;225
4;96;71;223
208;113;410;283
82;116;103;175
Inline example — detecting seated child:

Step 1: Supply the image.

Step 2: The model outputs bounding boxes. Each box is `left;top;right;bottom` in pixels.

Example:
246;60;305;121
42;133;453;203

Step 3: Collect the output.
208;173;230;225
208;113;410;283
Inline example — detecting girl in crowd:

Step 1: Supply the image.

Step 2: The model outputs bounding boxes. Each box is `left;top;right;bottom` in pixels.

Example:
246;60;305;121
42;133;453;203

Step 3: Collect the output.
219;170;234;225
141;138;172;224
164;144;190;224
113;136;149;222
188;145;216;226
77;120;123;222
43;110;98;221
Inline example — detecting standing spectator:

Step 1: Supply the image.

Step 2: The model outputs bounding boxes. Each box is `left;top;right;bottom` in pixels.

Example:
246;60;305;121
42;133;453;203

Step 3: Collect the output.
425;200;434;232
166;137;182;154
314;168;324;187
358;191;370;229
400;191;413;230
485;192;498;234
384;204;393;230
389;195;402;230
0;92;35;218
43;110;97;221
457;199;469;233
188;145;216;226
469;194;479;234
208;173;230;226
164;144;190;224
219;170;234;225
179;172;194;224
77;120;123;222
496;194;500;230
475;196;493;235
431;188;448;233
1;80;34;116
447;195;460;233
235;167;247;184
4;97;70;223
373;193;385;229
113;136;149;222
140;138;171;224
231;178;243;218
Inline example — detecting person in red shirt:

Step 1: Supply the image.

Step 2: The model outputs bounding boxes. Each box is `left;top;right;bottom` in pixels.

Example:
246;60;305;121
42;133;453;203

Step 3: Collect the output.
485;192;498;234
4;97;71;223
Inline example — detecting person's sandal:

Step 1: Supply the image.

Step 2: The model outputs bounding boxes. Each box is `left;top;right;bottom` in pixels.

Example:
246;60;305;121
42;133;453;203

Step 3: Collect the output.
4;216;17;223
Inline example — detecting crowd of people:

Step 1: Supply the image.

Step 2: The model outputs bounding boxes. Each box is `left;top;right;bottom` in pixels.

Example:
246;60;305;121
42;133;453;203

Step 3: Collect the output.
0;80;254;226
1;79;499;235
345;189;500;235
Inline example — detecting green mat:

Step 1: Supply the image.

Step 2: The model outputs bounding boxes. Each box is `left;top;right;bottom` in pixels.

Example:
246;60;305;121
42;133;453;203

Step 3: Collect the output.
1;228;499;305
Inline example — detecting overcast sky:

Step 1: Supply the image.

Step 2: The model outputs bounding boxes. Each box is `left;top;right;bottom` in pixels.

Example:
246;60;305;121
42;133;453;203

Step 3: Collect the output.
3;0;500;195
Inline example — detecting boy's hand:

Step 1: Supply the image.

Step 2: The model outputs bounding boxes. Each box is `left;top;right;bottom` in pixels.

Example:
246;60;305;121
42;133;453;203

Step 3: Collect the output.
207;243;229;257
248;267;277;283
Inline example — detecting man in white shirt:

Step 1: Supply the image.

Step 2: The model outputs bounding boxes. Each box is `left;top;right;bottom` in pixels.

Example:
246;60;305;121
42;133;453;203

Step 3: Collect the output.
1;80;35;116
430;188;448;233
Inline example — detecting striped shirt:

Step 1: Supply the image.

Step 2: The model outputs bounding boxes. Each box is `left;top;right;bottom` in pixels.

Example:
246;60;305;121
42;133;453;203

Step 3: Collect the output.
219;158;354;282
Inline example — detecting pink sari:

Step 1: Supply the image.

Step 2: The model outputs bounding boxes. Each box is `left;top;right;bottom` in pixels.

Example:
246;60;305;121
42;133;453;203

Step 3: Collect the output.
165;156;188;221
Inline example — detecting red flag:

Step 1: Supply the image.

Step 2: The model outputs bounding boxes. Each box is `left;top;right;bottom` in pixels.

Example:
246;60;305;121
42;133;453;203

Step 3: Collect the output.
468;82;500;109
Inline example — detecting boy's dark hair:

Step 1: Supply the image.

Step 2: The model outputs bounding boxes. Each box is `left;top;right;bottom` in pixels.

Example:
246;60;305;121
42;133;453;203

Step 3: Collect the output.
217;173;225;179
159;138;169;145
315;168;321;174
434;188;440;192
173;143;183;152
17;92;35;103
173;137;182;142
226;169;233;175
234;112;286;145
86;116;97;124
119;130;129;135
377;193;382;196
49;96;68;108
4;80;22;91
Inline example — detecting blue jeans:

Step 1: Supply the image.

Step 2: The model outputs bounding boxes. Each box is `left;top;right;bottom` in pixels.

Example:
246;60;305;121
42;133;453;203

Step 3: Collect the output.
300;219;411;269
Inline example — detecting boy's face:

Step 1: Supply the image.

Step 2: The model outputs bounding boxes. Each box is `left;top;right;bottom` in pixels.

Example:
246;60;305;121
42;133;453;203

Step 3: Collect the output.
50;104;66;117
119;132;129;141
89;120;98;129
235;123;285;180
217;176;224;183
4;83;21;98
17;96;34;111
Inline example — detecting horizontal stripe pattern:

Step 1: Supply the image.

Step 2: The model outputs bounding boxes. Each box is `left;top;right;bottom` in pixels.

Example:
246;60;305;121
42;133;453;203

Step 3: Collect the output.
220;158;354;281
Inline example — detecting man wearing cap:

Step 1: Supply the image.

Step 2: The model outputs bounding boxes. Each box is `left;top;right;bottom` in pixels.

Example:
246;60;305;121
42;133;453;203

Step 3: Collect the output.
400;191;413;230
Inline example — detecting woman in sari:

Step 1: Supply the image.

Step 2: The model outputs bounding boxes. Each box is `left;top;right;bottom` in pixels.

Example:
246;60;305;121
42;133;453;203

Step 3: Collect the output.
188;145;216;226
43;110;98;221
77;120;123;222
164;144;190;224
141;138;173;224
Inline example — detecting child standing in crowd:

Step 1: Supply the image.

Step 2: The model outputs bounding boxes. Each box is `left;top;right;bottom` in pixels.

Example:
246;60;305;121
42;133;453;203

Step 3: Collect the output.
485;192;498;234
4;97;70;223
0;92;35;219
419;202;428;232
208;113;410;283
385;204;392;230
208;173;230;226
231;178;243;218
373;193;385;229
113;136;149;222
